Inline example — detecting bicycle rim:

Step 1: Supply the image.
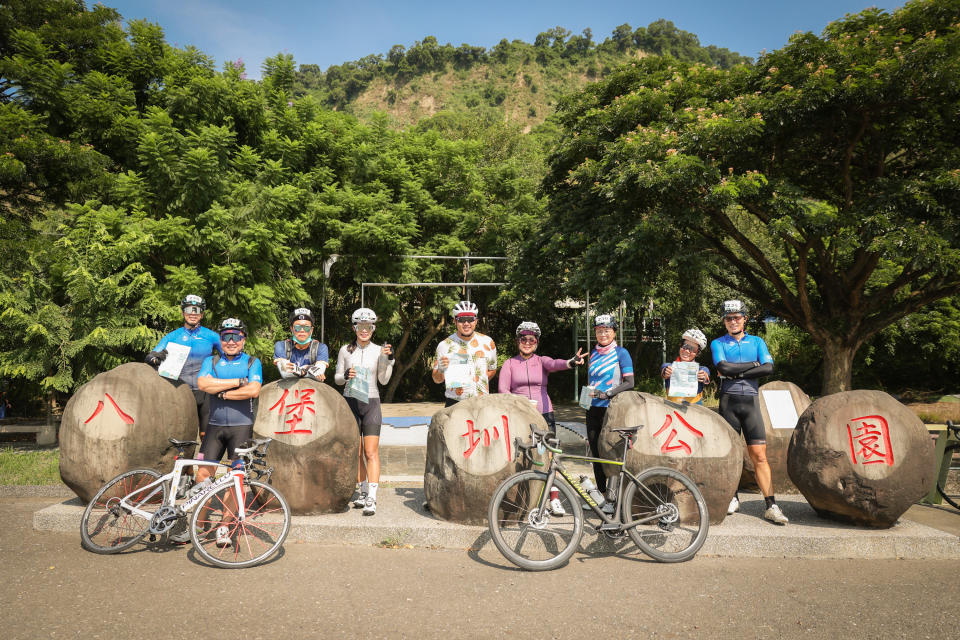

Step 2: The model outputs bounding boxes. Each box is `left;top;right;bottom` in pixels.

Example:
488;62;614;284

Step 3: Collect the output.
937;444;960;509
191;480;291;568
623;467;708;563
81;469;165;554
487;470;583;571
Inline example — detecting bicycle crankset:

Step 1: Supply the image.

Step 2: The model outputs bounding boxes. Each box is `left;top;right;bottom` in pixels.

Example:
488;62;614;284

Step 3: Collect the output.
148;506;182;535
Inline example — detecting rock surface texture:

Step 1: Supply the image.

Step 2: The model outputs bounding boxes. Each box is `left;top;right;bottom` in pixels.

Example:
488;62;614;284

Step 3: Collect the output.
424;395;543;525
600;392;743;524
60;363;198;502
788;390;935;527
253;378;359;514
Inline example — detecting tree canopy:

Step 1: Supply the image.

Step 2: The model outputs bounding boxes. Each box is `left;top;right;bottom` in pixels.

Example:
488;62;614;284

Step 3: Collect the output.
533;0;960;394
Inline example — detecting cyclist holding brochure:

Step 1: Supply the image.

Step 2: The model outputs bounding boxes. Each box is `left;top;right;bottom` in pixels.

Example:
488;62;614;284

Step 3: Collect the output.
660;329;711;405
273;308;329;381
334;308;394;516
431;300;498;407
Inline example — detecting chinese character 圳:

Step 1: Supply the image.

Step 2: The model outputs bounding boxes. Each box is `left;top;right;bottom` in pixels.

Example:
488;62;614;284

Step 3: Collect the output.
461;415;511;460
846;414;894;466
652;411;704;456
268;388;316;434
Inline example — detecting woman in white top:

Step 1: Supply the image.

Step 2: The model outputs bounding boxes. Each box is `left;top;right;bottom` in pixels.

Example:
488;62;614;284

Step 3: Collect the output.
334;308;394;515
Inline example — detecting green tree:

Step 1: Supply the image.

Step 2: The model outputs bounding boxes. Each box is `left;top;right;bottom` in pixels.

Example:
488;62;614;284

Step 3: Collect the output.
536;0;960;394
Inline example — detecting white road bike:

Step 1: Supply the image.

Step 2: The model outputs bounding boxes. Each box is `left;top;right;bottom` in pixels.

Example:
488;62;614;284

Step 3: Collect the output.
80;437;290;569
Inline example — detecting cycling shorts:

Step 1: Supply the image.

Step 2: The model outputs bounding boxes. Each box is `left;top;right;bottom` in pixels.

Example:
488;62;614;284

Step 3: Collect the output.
346;397;382;437
718;393;766;445
199;424;253;463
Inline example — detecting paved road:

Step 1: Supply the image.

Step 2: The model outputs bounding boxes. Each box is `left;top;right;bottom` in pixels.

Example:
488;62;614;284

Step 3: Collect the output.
3;496;958;639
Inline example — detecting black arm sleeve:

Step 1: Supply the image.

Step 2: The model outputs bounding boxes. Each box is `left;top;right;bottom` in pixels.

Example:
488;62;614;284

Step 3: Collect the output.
605;374;635;398
715;361;758;377
742;362;773;379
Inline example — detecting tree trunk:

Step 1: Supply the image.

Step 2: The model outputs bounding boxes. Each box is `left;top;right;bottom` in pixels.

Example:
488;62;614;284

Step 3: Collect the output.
384;320;445;402
820;338;857;396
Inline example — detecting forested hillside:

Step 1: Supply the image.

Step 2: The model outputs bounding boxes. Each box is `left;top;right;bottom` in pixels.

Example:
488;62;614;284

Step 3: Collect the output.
293;21;750;129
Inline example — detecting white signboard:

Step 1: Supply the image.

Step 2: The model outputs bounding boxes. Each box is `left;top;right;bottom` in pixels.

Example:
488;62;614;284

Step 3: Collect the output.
762;389;800;429
669;361;700;398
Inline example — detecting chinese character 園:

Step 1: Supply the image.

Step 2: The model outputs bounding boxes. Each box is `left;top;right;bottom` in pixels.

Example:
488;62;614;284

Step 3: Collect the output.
846;415;894;466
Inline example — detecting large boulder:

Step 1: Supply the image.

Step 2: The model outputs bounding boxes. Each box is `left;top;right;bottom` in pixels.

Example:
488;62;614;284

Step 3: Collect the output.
424;394;544;525
788;390;935;527
600;392;743;524
737;381;812;493
253;378;359;515
60;363;198;503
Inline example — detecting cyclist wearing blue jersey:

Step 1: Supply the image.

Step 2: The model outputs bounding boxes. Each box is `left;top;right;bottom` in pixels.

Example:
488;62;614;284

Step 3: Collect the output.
586;314;634;502
711;300;788;525
273;308;329;382
145;295;222;436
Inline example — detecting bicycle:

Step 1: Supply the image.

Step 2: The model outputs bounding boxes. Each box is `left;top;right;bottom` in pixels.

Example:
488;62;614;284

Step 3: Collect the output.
488;425;709;571
936;420;960;509
80;437;291;569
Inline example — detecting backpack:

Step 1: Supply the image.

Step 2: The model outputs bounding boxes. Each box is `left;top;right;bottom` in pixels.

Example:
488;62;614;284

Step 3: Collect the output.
284;339;321;364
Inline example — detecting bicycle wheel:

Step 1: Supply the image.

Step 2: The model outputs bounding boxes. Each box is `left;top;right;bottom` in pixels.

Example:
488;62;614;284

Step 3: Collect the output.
190;479;291;568
80;469;166;554
487;470;583;571
622;467;708;563
936;443;960;509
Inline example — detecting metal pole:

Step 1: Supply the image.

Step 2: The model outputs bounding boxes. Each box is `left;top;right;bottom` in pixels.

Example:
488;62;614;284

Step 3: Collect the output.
585;290;591;355
573;313;578;401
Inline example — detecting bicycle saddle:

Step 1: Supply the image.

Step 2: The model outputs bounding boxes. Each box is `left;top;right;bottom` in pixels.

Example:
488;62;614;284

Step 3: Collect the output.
168;438;200;447
610;426;643;434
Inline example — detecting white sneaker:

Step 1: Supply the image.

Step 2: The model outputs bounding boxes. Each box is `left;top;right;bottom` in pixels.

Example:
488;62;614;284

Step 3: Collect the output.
727;496;740;515
549;498;566;516
215;525;232;547
362;496;377;516
352;492;367;508
764;503;789;525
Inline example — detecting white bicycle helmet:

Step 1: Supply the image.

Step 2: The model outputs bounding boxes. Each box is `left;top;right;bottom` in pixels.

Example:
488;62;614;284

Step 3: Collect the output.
594;314;618;329
451;300;479;318
180;294;205;312
219;317;246;335
721;299;748;318
351;307;378;325
516;321;541;337
681;328;707;350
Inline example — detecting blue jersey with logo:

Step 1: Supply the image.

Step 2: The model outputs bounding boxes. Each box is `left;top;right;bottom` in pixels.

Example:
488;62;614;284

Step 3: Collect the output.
272;340;330;368
199;353;263;426
711;333;773;396
154;326;222;389
587;346;634;408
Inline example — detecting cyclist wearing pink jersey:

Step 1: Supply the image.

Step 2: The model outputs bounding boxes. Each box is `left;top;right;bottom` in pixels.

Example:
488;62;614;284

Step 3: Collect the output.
498;321;585;433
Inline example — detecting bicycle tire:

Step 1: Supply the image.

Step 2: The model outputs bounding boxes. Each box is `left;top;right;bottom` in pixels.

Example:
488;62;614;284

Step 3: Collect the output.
622;467;708;563
936;443;960;510
80;469;166;554
487;470;584;571
190;479;291;568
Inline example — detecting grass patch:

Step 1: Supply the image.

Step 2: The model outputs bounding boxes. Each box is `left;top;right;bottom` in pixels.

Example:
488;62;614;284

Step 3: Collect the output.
0;447;61;485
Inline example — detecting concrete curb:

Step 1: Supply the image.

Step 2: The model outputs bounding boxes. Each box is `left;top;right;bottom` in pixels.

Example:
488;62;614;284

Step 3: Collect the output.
1;484;74;498
33;491;959;559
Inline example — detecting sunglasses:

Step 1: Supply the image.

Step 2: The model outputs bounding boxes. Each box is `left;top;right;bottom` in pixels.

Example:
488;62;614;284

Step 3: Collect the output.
292;324;312;332
518;336;538;344
183;306;202;315
355;323;375;332
456;316;477;323
680;343;699;353
221;333;245;343
724;315;745;322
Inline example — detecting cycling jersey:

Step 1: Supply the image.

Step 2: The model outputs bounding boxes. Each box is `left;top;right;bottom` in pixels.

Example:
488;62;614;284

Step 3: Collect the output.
198;353;263;426
434;332;498;400
333;342;394;401
587;344;633;408
273;339;329;379
153;326;222;389
498;354;570;413
710;333;773;395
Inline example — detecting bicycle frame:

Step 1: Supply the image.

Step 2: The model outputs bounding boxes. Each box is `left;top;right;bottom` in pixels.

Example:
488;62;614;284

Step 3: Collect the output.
118;458;246;523
532;432;673;530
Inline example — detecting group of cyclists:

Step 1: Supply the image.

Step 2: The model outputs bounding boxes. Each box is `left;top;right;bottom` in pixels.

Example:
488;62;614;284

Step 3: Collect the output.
145;293;788;530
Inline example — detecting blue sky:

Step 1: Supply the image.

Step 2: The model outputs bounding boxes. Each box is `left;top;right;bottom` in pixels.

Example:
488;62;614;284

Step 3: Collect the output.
106;1;898;78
